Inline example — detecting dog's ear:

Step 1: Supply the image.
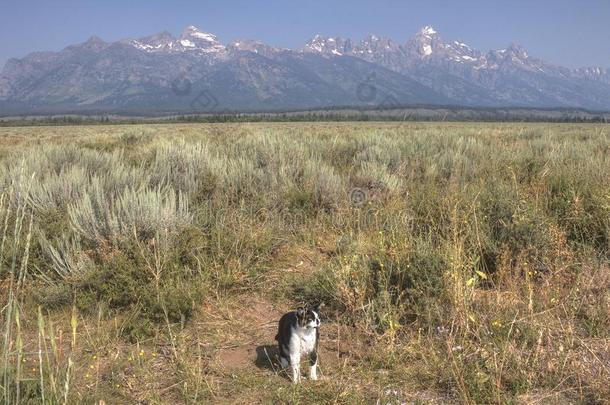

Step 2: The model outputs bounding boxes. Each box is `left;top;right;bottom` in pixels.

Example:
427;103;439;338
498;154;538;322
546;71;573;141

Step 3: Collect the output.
296;307;305;318
312;302;323;313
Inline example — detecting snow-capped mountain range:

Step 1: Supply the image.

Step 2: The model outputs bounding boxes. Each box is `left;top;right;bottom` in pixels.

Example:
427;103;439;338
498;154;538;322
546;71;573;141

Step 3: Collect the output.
129;26;226;54
1;25;609;115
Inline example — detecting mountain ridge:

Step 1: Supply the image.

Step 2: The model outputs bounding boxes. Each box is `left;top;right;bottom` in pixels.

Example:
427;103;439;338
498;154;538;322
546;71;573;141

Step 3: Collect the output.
1;25;609;115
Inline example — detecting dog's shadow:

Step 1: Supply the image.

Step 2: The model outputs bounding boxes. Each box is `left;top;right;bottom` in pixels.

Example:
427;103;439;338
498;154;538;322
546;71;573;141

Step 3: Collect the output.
255;345;280;371
256;344;294;381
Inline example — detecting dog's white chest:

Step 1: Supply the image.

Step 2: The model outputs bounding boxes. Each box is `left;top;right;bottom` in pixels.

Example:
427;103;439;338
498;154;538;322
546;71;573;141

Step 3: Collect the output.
290;327;317;356
298;329;317;355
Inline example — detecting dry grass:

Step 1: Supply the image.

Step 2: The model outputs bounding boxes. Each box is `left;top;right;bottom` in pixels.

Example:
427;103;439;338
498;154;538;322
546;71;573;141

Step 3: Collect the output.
0;122;608;404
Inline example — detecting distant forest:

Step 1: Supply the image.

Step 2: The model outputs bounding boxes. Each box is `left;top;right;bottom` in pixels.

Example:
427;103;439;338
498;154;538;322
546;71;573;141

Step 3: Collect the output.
1;106;609;126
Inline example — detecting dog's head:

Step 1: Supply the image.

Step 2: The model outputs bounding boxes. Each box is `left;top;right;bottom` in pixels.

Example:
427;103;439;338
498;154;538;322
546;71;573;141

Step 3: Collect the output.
296;304;322;329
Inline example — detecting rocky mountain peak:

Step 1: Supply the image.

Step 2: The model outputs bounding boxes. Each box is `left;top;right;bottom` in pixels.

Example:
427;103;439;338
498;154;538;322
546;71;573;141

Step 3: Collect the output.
404;25;444;58
79;36;108;51
178;25;224;52
352;35;400;57
419;26;438;37
228;39;280;57
303;35;352;55
129;31;176;52
181;26;218;42
506;43;529;60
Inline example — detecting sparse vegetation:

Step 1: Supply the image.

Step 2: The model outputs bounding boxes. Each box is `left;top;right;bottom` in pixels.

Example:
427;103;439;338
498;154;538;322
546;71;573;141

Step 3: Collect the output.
1;122;608;403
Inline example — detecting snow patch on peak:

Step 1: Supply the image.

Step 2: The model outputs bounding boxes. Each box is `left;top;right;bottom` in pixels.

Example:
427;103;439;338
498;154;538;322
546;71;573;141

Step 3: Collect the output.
183;25;203;34
421;26;437;35
190;31;217;41
180;39;195;48
132;41;156;50
173;25;226;53
304;35;349;55
423;45;432;56
182;25;218;42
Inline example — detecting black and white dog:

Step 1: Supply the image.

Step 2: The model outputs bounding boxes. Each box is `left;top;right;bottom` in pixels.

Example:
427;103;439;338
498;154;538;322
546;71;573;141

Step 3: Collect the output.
275;304;321;383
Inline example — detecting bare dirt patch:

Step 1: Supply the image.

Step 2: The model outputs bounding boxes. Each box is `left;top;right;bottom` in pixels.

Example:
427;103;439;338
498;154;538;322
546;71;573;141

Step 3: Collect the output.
216;345;255;369
200;295;286;372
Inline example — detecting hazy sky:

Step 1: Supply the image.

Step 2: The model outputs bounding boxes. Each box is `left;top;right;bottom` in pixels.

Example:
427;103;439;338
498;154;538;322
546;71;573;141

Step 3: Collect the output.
1;0;609;69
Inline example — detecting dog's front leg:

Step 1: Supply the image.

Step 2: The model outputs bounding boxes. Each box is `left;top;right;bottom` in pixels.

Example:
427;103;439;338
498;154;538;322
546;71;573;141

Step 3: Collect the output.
309;350;318;380
290;354;301;383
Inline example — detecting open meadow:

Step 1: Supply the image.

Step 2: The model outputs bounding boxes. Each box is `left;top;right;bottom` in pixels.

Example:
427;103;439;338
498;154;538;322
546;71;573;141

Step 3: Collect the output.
0;122;609;404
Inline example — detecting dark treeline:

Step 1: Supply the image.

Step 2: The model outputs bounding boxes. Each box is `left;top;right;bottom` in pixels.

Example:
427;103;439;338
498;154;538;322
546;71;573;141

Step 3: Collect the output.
0;110;608;127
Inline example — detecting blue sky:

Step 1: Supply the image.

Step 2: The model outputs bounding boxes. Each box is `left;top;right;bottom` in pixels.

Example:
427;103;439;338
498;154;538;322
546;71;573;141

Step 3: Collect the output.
1;0;609;69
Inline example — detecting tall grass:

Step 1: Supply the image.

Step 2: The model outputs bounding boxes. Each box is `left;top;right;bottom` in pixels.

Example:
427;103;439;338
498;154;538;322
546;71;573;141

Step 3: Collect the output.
1;172;78;404
0;122;608;402
1;174;34;404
